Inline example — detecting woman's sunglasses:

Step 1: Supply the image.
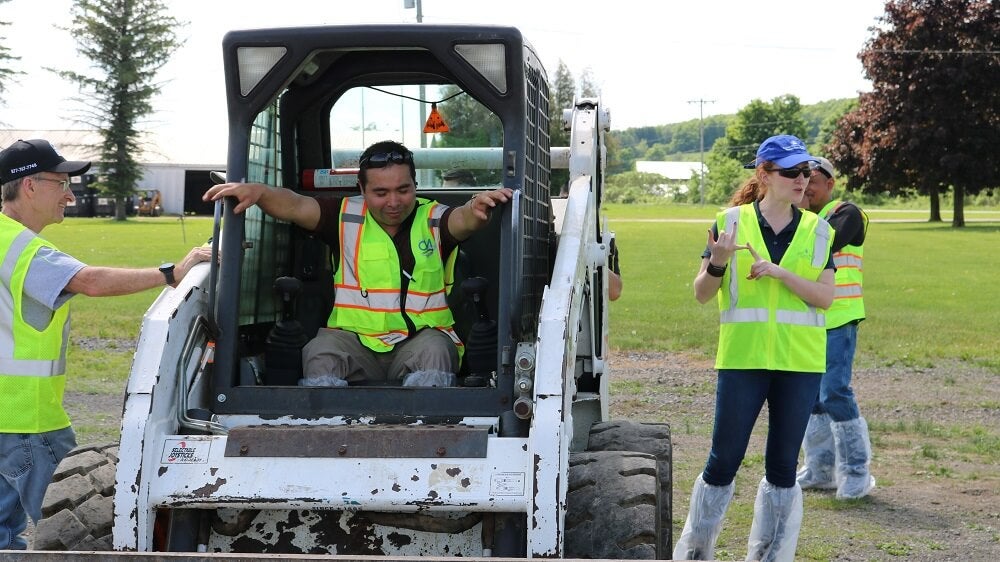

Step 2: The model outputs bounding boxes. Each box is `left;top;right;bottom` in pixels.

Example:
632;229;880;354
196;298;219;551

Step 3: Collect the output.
769;167;813;179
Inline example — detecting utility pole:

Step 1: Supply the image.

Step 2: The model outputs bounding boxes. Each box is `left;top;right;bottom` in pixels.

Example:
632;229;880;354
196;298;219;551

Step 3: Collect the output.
404;0;426;150
687;98;715;205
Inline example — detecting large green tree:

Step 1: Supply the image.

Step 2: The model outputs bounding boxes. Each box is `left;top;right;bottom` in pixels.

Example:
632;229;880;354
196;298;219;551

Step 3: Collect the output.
697;95;809;204
54;0;182;220
718;95;809;166
829;0;999;226
0;0;20;109
435;84;502;186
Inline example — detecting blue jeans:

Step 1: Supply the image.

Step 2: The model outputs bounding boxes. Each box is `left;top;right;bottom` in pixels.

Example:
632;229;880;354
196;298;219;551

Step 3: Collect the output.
702;370;821;489
811;323;861;422
0;428;76;550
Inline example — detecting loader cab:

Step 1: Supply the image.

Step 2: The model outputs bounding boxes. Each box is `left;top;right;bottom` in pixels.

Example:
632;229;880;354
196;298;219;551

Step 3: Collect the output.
207;25;553;423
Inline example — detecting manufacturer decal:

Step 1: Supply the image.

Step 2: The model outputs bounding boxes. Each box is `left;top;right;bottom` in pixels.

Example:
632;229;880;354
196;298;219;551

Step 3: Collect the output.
161;439;211;464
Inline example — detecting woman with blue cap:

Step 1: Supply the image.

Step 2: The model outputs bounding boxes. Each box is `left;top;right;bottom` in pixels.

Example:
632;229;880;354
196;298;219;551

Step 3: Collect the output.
673;134;835;561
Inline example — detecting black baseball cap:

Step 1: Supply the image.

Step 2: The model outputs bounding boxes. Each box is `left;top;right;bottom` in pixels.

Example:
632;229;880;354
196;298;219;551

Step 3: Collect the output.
0;139;92;184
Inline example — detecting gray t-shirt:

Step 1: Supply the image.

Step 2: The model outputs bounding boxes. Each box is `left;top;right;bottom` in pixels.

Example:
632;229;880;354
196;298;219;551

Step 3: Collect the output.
22;246;86;330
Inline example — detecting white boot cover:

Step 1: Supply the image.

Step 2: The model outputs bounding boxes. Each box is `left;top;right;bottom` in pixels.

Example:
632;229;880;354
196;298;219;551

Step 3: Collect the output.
746;478;803;562
796;413;836;489
831;417;877;499
401;370;457;387
672;474;735;560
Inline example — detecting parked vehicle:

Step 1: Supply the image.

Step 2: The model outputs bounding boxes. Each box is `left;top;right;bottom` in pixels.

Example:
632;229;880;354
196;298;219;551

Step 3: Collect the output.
135;190;163;217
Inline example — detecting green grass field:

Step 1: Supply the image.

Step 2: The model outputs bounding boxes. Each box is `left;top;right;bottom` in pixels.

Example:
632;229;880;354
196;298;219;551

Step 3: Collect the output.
32;209;1000;557
39;207;999;443
606;202;1000;372
44;206;1000;392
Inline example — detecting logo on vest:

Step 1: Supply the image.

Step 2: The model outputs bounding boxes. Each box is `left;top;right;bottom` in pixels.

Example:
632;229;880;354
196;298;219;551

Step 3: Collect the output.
417;238;435;257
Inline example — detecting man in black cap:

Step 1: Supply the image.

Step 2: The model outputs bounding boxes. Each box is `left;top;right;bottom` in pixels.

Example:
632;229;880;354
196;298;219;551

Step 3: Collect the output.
0;139;211;550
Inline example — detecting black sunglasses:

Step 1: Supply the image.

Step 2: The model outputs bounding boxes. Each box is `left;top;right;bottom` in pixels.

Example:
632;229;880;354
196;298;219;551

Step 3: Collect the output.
770;167;813;179
360;151;413;168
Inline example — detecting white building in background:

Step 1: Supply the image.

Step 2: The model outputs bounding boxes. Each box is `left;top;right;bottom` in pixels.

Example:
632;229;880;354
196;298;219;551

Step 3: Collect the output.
634;161;705;196
0;129;223;216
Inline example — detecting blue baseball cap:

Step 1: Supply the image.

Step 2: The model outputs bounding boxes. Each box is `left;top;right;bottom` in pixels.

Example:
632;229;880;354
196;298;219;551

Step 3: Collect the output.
743;134;817;169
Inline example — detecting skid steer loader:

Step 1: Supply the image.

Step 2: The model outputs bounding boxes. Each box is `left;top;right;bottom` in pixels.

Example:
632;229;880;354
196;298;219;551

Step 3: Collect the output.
36;24;672;558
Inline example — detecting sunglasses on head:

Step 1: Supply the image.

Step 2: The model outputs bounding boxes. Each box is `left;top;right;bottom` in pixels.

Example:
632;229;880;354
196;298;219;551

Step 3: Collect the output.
360;151;413;168
770;167;813;179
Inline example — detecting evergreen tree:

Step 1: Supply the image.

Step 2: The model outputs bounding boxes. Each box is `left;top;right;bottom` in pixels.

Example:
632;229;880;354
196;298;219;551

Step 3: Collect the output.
578;67;599;98
53;0;183;220
0;0;20;109
549;60;575;194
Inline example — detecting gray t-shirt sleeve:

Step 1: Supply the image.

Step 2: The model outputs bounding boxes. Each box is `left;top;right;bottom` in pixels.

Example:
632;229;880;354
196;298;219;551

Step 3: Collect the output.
25;247;87;310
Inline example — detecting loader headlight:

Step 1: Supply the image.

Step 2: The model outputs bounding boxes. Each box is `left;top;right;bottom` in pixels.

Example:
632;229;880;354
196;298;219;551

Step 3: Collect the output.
236;46;288;96
454;43;507;94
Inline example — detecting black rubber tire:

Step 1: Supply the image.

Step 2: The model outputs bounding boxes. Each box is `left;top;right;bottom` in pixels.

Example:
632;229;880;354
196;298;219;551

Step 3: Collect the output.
564;450;661;559
34;443;118;551
586;420;673;557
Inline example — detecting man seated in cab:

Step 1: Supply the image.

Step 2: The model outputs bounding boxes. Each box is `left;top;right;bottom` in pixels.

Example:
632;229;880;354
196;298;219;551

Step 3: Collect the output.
204;140;512;387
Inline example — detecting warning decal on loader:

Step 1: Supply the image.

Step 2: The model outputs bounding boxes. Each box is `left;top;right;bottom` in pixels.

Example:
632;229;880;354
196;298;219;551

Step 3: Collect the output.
162;439;212;464
489;472;525;496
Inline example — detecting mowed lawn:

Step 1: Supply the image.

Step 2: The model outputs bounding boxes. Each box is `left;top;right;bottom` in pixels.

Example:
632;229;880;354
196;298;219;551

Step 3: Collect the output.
36;206;999;558
604;202;1000;372
44;203;1000;392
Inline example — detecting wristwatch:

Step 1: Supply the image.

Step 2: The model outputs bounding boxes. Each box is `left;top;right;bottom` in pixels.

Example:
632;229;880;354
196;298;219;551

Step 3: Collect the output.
159;263;176;285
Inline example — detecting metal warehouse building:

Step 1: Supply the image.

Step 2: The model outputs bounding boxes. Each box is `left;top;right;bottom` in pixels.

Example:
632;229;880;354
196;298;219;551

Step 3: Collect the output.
0;129;223;216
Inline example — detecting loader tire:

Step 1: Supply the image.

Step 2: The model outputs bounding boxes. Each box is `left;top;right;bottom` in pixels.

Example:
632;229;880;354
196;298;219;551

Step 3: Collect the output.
586;421;673;556
565;450;661;559
34;442;118;551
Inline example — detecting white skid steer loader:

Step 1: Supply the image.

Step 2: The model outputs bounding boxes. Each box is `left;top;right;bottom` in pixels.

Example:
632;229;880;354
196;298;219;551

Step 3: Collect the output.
35;24;672;558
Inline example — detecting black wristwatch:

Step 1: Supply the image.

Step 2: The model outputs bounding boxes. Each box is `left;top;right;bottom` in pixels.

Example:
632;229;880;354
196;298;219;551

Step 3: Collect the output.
159;263;176;285
706;261;728;278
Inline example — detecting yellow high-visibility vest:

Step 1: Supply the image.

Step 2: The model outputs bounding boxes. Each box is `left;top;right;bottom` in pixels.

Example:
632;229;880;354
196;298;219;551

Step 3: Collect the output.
328;197;462;358
715;204;833;372
0;214;71;433
819;200;866;329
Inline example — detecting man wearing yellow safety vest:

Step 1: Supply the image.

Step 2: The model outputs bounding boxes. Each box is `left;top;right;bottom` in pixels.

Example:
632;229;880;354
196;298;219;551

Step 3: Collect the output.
0;139;211;550
797;156;876;499
203;141;512;387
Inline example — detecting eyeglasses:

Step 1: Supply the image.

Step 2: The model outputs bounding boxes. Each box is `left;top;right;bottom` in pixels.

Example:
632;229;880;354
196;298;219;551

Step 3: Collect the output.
34;176;72;191
360;151;413;168
769;167;813;179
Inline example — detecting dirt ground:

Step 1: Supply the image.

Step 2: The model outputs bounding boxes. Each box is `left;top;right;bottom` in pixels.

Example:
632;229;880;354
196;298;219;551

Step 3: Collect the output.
610;351;1000;562
58;350;999;560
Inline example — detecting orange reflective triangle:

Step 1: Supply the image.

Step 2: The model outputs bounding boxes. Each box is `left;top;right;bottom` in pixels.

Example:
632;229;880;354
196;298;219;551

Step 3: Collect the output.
423;103;450;133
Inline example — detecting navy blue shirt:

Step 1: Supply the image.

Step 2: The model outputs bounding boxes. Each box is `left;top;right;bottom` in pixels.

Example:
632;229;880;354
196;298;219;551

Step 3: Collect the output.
702;201;835;269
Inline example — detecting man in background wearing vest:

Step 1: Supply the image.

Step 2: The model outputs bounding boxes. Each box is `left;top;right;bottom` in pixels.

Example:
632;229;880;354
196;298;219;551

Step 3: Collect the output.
0;139;212;550
797;156;876;499
204;140;512;387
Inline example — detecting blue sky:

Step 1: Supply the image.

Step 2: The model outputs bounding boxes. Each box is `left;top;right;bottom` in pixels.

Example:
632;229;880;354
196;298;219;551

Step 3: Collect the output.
0;0;886;163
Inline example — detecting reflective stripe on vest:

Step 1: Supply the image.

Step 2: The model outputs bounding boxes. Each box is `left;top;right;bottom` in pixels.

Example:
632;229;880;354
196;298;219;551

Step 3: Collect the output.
820;200;866;328
715;205;832;372
0;214;72;433
329;197;461;354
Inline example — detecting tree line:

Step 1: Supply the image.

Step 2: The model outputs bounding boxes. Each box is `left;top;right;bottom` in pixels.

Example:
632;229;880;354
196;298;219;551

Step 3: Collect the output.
606;0;998;227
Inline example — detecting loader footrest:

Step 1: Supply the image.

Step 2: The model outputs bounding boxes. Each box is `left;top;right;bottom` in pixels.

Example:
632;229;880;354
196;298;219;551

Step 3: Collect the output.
224;424;489;458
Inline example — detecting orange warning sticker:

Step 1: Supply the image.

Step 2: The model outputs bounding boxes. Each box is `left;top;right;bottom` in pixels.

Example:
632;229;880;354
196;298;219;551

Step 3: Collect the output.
423;103;450;133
